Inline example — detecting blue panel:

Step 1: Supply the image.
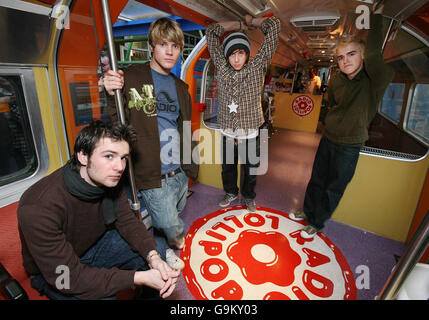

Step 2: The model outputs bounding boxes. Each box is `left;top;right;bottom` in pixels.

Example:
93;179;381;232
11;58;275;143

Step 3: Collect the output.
113;15;204;37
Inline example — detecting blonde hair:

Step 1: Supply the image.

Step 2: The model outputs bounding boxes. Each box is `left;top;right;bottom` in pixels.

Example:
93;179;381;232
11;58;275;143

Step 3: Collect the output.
148;17;184;50
335;35;365;56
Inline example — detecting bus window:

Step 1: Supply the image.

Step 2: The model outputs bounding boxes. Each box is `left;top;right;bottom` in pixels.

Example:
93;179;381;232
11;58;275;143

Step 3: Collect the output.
405;83;429;144
380;83;405;123
364;22;429;159
0;76;37;186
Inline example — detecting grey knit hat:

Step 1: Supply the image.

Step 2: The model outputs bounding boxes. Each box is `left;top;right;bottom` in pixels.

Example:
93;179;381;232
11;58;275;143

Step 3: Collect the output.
223;32;250;58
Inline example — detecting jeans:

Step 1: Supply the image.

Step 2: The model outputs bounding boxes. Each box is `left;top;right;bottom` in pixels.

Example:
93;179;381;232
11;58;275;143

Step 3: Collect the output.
304;136;360;230
30;229;167;300
139;169;188;246
221;134;260;200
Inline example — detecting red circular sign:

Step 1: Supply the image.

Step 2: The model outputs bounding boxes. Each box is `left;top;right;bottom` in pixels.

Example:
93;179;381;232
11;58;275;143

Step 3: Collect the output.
292;95;314;116
181;206;356;300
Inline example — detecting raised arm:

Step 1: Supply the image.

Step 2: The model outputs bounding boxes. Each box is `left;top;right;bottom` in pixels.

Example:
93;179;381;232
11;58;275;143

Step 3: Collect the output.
364;4;394;98
248;15;281;71
206;22;238;72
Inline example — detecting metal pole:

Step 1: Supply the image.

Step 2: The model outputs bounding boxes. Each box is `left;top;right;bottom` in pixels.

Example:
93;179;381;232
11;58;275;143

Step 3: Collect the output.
100;0;141;218
377;210;429;300
290;61;298;95
382;18;395;53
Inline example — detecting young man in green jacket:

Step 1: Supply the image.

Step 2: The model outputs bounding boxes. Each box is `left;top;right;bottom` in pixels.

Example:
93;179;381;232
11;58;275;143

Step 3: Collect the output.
290;5;394;238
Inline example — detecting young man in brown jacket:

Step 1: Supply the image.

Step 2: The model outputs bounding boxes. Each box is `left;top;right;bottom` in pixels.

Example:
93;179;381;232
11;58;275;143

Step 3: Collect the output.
103;18;199;269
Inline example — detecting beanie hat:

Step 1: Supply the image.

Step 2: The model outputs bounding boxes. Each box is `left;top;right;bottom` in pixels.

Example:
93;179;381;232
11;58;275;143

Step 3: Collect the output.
223;32;250;58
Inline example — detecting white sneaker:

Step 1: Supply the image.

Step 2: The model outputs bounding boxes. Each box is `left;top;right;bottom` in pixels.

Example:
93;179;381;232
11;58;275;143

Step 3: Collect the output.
300;225;318;239
289;210;307;221
166;249;185;270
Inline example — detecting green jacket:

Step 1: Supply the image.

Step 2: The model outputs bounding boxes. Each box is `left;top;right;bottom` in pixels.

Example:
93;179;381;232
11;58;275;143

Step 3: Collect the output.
324;13;394;145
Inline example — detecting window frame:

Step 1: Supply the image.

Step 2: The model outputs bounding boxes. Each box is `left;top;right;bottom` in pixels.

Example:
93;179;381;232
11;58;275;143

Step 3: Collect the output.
0;67;49;207
403;82;429;147
201;58;220;131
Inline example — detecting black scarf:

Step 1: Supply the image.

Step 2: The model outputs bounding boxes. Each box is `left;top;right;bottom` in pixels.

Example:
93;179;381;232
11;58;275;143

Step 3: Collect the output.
62;161;119;225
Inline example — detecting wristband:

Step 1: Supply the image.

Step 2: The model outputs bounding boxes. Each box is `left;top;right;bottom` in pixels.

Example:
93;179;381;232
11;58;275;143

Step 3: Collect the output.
146;251;161;267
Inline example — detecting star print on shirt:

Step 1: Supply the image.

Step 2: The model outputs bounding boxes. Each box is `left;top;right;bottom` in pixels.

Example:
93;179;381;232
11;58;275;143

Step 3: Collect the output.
228;101;238;113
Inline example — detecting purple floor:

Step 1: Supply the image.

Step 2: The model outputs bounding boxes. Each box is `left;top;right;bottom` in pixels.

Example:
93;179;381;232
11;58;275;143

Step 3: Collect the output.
167;128;405;300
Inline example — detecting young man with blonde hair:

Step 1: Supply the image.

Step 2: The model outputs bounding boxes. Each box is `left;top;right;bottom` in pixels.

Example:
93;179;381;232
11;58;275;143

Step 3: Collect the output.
103;17;199;270
290;5;394;238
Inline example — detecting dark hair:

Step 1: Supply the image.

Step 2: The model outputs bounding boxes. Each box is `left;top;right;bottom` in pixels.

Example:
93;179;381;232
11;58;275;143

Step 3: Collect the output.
70;120;137;171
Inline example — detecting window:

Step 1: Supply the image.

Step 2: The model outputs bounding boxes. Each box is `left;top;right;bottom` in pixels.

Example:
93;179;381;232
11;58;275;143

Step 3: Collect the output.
380;83;405;123
0;75;37;186
363;22;429;159
406;84;429;144
0;68;49;207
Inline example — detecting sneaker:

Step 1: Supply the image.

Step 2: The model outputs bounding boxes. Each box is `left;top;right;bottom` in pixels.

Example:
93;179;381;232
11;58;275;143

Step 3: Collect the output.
289;210;307;221
170;237;185;250
219;193;238;207
300;225;318;239
244;198;257;212
166;249;185;270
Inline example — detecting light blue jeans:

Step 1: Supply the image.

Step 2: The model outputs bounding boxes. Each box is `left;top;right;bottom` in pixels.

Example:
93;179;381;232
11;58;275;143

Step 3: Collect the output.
139;169;188;246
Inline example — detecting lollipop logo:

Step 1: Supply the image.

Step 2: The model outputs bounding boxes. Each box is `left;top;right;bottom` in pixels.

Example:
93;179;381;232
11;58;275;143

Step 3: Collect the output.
181;206;356;300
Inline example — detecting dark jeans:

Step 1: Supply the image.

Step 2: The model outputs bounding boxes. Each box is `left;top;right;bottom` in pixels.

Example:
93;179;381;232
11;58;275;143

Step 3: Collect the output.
304;136;360;230
221;134;260;200
30;229;167;300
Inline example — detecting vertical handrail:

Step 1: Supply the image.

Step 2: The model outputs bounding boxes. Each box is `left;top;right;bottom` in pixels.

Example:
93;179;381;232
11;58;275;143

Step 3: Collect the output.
290;61;298;95
100;0;141;220
377;210;429;300
382;18;395;53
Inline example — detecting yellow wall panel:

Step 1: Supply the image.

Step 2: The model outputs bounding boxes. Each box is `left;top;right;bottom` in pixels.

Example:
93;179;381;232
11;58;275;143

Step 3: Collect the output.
332;154;429;242
32;67;63;174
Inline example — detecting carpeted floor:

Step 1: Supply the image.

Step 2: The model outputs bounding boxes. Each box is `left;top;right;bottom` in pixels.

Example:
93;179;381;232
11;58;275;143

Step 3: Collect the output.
168;128;405;300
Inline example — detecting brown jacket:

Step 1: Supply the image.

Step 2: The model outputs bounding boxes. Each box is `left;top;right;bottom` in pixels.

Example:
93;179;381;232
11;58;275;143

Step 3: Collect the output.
107;62;199;190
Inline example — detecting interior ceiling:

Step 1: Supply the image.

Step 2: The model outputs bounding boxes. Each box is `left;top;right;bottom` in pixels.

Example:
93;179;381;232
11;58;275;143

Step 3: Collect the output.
119;0;429;67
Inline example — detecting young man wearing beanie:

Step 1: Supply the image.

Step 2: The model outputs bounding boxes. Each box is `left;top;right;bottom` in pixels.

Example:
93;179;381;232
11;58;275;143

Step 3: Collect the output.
206;14;280;212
